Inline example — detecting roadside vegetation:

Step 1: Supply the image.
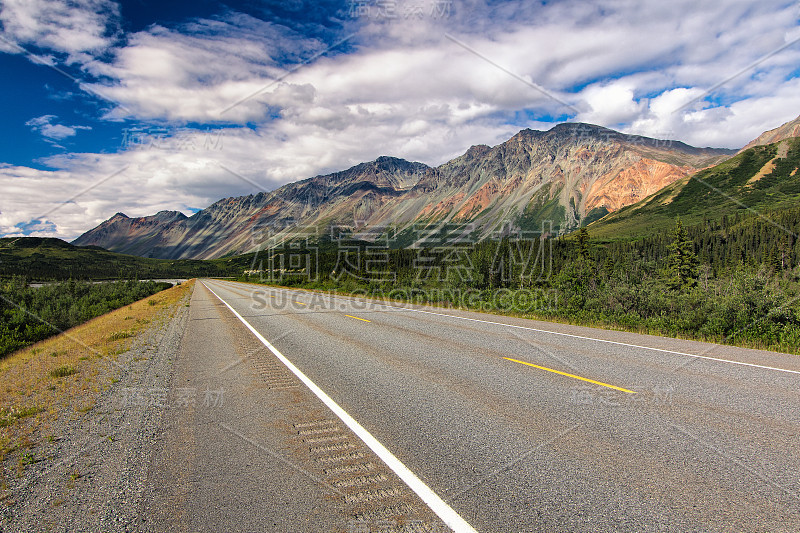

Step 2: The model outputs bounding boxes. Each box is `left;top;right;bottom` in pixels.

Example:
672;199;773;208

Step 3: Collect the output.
0;280;194;484
0;279;173;358
239;214;800;354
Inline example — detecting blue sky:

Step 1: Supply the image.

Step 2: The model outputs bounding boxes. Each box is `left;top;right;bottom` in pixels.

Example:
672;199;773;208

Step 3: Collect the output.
1;0;799;239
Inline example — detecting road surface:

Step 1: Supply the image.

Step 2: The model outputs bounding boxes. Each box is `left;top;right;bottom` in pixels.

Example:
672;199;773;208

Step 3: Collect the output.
149;279;800;532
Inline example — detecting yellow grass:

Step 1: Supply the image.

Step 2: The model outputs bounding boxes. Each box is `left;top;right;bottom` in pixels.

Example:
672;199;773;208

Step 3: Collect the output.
0;279;195;482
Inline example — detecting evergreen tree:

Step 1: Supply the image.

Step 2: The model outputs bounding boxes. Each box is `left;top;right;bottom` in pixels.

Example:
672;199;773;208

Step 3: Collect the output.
576;227;591;262
778;236;790;270
666;219;699;290
766;245;781;273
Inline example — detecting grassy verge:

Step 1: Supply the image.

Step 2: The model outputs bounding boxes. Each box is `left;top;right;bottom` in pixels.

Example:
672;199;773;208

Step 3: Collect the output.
0;279;194;487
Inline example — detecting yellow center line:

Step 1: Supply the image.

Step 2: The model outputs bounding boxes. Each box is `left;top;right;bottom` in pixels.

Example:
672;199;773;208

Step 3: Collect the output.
344;314;371;323
503;357;636;394
294;301;307;306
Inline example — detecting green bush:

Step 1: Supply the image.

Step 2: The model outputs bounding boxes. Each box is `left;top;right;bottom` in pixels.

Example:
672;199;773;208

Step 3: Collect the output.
49;365;77;378
0;279;170;358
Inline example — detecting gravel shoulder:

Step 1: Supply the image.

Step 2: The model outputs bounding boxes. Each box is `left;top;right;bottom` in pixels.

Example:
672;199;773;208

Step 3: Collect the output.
0;283;193;533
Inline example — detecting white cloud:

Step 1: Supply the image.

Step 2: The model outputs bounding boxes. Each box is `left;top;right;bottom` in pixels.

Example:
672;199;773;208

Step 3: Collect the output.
0;0;119;61
70;0;800;132
26;115;92;140
81;14;327;122
577;81;646;127
626;79;800;147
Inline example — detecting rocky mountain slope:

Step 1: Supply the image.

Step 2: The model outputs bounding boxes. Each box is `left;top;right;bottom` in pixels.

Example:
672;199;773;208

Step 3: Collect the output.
76;157;429;259
74;123;734;259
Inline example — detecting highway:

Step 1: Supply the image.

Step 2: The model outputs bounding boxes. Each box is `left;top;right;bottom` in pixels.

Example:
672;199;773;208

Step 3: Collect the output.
163;279;800;532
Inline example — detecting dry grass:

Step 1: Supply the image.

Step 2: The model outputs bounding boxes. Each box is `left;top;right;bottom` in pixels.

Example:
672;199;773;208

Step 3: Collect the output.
0;279;195;474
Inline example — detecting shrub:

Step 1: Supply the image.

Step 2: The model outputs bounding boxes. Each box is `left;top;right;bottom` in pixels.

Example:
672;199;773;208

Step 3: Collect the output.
49;365;77;378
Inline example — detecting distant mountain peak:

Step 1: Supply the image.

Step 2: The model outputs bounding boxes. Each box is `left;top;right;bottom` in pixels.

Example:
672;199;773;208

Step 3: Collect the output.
465;144;491;157
374;155;407;164
549;122;612;133
152;210;187;220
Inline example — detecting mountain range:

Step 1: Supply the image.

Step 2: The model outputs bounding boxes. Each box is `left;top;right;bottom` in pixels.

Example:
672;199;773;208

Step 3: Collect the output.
74;117;800;259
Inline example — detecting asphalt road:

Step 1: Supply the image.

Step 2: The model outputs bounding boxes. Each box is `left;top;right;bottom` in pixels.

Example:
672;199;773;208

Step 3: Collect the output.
182;279;800;532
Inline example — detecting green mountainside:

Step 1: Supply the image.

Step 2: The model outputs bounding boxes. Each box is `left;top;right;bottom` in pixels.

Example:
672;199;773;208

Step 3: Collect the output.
0;238;246;280
588;138;800;240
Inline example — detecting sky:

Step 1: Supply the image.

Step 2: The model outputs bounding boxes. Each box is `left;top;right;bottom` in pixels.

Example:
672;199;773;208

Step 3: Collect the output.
1;0;800;240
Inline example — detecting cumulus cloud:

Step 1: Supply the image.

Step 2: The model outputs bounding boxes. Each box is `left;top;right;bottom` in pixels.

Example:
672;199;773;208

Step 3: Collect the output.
81;13;330;122
75;0;800;134
627;79;800;148
0;0;119;61
26;115;92;140
576;81;646;128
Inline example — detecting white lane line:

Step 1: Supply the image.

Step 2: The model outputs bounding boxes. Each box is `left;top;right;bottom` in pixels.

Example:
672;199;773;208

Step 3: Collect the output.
229;282;800;377
202;282;477;533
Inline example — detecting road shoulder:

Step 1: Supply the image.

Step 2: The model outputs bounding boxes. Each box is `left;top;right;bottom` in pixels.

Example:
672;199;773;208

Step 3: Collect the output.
0;281;193;532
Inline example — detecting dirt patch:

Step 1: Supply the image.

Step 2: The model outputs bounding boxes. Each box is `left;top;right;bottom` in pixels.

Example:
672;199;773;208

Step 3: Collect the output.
747;141;790;185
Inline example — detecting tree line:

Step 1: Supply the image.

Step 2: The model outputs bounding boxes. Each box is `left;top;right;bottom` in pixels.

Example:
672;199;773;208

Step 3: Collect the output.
0;279;171;358
243;212;800;353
